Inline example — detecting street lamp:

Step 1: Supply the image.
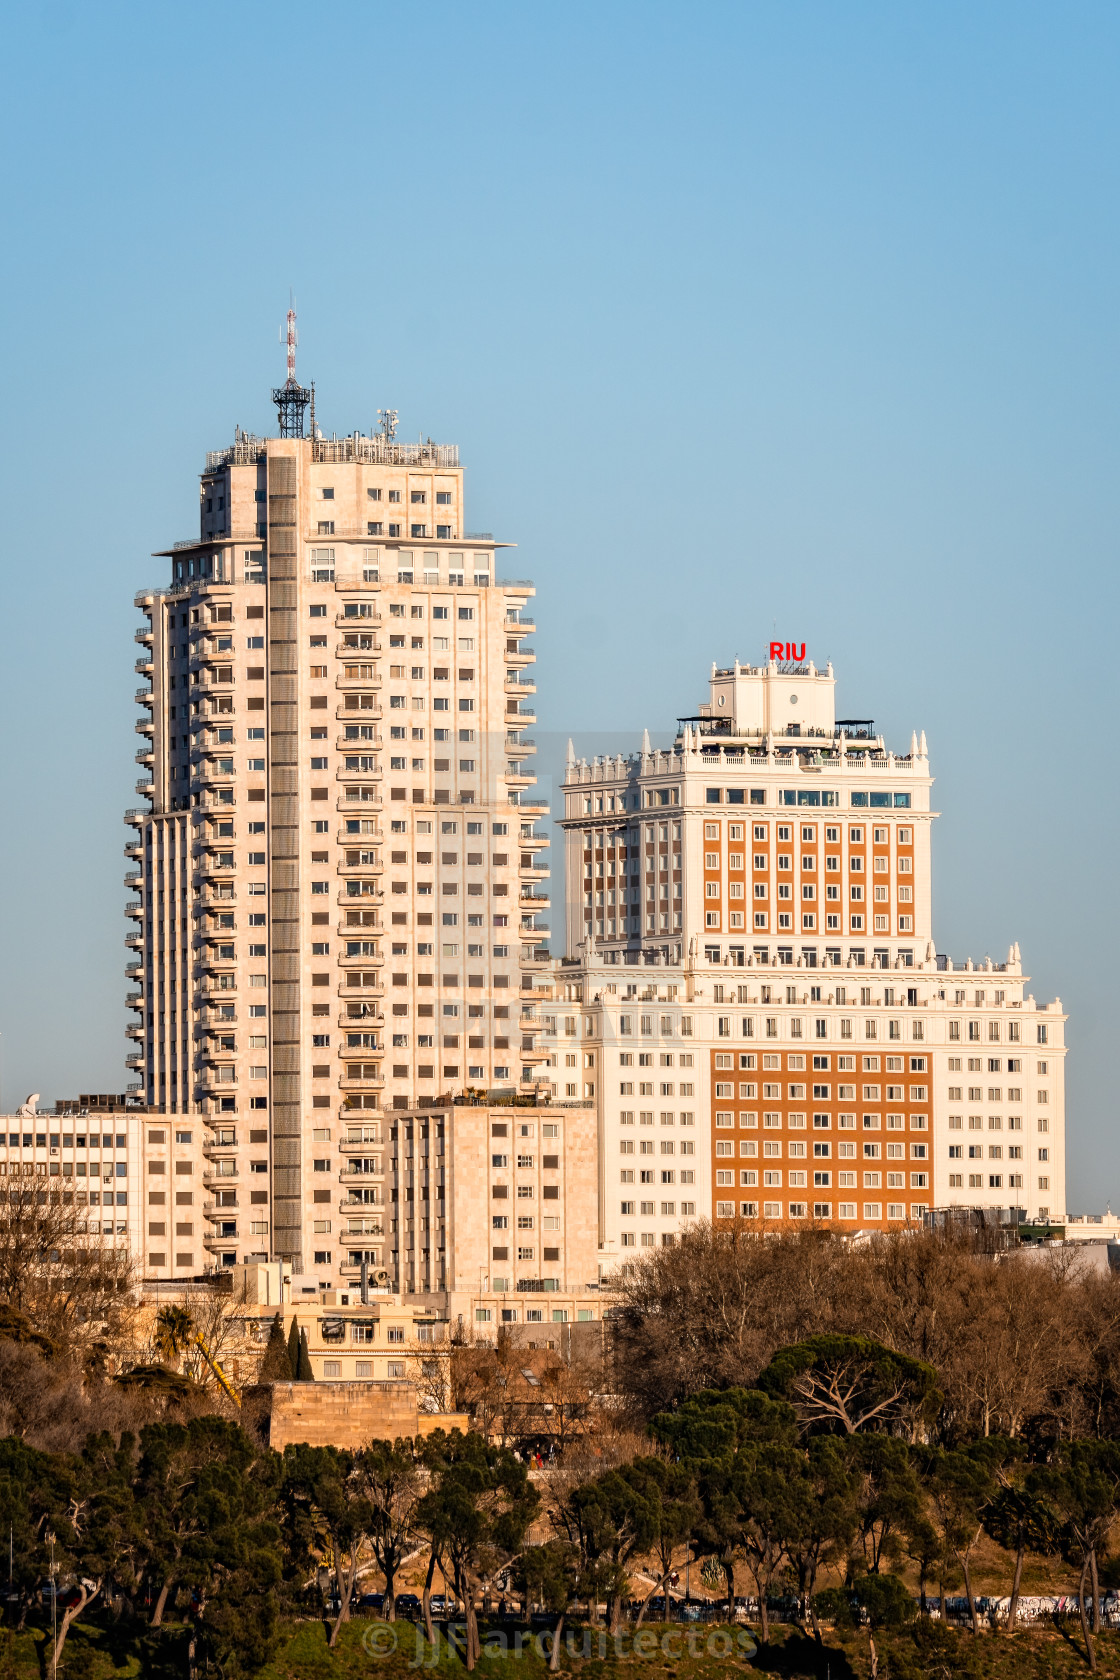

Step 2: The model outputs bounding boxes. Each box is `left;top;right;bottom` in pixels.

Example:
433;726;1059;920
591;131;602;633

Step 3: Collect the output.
46;1531;56;1680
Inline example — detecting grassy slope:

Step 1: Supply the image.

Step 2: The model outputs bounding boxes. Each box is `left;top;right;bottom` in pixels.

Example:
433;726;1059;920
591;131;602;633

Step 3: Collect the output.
8;1615;1120;1680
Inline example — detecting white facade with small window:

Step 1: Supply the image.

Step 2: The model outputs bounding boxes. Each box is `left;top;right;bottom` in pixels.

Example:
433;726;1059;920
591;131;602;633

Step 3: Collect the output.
559;653;1066;1239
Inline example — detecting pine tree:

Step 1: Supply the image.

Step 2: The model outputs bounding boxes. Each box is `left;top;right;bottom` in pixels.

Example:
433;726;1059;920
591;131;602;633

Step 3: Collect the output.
296;1328;315;1382
258;1313;294;1382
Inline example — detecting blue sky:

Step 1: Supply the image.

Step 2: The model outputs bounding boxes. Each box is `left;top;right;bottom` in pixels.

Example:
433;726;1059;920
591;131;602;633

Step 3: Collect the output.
0;2;1117;1208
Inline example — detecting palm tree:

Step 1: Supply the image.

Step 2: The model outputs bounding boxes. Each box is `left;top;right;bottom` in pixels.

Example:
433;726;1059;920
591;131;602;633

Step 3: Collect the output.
154;1304;195;1366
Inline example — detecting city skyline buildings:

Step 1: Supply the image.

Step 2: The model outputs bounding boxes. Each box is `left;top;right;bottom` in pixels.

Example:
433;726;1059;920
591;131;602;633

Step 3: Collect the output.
0;343;1070;1312
3;4;1117;1216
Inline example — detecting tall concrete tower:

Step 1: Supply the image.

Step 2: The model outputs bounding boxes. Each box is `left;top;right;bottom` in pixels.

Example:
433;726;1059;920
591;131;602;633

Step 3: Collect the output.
127;363;550;1286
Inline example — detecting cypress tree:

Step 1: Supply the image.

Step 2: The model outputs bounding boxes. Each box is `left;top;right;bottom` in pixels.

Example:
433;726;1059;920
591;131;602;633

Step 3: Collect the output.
296;1327;315;1382
258;1313;294;1382
286;1316;301;1379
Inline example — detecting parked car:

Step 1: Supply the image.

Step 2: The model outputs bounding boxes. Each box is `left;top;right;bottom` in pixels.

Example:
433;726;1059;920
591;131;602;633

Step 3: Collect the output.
641;1596;671;1618
428;1594;458;1616
39;1583;84;1610
359;1592;385;1612
396;1593;422;1619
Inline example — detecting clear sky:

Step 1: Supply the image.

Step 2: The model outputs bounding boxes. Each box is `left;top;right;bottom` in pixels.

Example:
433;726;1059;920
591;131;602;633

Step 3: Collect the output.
0;2;1116;1208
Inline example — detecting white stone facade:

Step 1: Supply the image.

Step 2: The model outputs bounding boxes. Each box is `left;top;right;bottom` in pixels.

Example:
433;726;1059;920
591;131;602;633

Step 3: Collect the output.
557;654;1065;1242
127;427;549;1287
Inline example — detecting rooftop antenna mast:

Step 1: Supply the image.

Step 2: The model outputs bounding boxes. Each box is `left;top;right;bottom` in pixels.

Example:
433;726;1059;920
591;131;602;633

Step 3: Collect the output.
272;298;312;438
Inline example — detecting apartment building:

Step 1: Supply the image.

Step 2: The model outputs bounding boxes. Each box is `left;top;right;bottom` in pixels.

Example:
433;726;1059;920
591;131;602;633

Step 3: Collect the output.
392;1099;601;1327
558;652;1066;1239
116;372;1066;1302
126;401;551;1287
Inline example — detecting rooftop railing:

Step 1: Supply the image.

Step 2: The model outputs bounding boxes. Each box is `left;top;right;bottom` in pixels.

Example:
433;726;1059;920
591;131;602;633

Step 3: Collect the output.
203;435;460;471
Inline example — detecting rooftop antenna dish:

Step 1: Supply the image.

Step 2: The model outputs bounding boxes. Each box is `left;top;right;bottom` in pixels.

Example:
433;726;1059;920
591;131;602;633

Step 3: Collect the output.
272;296;312;438
377;407;398;442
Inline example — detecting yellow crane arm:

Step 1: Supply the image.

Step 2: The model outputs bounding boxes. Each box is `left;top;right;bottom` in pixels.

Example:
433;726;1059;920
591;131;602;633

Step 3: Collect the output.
193;1334;241;1409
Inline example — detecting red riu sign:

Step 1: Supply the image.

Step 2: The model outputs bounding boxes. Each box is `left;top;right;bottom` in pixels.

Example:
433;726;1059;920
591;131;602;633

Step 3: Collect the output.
769;641;805;662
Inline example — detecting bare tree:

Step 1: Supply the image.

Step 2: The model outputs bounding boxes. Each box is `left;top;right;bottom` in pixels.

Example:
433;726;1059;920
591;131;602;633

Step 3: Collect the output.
605;1223;858;1419
451;1328;544;1446
0;1182;137;1358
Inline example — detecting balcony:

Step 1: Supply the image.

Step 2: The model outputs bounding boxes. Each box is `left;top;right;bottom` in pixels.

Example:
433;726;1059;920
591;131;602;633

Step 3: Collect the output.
337;855;384;876
337;745;383;768
338;1074;385;1092
135;778;154;799
135;655;154;676
202;1138;238;1159
124;808;146;828
520;891;551;907
336;670;382;691
203;1231;238;1250
125;959;145;979
197;1058;238;1083
338;894;380;916
336;701;382;724
134;626;154;647
191;643;238;670
125;1023;144;1042
194;858;236;880
197;884;236;905
338;1010;383;1029
335;611;380;627
125;1052;145;1070
202;1167;241;1188
337;890;383;910
336;794;382;812
341;1190;385;1212
196;979;237;1002
126;990;143;1010
337;951;383;975
194;761;235;786
505;674;536;693
338;1135;384;1154
124;930;144;950
125;900;144;922
135;687;154;708
336;637;380;657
